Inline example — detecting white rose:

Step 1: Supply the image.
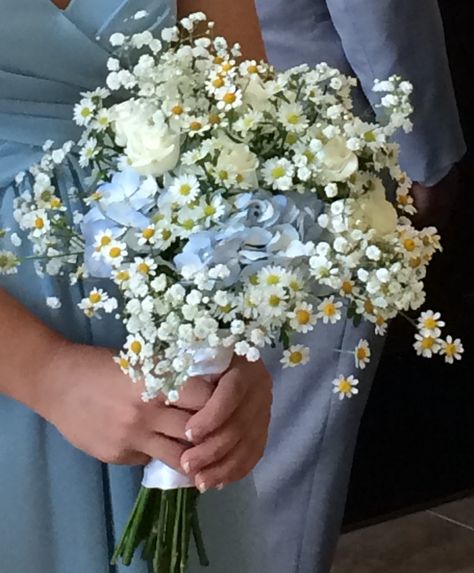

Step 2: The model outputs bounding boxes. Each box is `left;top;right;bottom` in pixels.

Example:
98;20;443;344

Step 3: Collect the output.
216;137;259;187
319;136;359;182
352;185;398;237
242;75;271;112
111;101;180;177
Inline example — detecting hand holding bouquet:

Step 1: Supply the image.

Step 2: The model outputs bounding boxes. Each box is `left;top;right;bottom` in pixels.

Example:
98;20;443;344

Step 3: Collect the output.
0;10;462;572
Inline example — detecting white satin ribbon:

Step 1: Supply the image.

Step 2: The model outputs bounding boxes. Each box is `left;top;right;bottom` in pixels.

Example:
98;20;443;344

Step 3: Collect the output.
142;345;235;490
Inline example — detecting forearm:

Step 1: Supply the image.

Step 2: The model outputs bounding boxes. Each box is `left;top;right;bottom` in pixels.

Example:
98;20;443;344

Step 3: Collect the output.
0;288;67;409
178;0;266;61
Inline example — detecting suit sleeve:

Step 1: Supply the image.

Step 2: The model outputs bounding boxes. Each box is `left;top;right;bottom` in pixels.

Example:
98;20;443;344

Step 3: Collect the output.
324;0;466;185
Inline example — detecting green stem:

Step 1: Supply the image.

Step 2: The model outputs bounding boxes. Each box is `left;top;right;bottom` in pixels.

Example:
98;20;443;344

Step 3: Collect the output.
191;495;209;567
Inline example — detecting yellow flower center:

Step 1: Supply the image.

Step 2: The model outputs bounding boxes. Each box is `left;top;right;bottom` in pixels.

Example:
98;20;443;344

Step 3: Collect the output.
403;238;416;252
219;304;232;314
116;270;130;282
249;275;259;286
338;379;352;394
190;121;202;131
50;197;61;209
266;275;280;286
289;280;301;292
171;104;184;116
34;217;45;230
81;107;92;118
341;280;353;295
303;150;315;163
204;205;216;217
142;228;155;240
130;341;142;354
223;92;237;105
423;317;438;330
289;351;303;365
287;113;300;125
410;257;421;268
213;77;225;89
445;343;457;357
286;133;298;145
138;263;150;274
271;166;286;179
221;62;233;72
364;300;374;314
182;219;195;230
398;194;409;206
269;295;281;307
218;170;229;181
100;235;112;247
161;229;172;241
323;303;336;317
209;113;221;125
247;64;258;74
213;56;224;65
296;310;311;325
119;357;129;370
356;347;368;361
179;184;192;196
89;292;102;304
364;131;376;143
109;247;122;258
421;337;435;350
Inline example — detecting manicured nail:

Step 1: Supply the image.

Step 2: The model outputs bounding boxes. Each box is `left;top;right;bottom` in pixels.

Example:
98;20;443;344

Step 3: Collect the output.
182;461;191;475
197;480;208;494
216;483;224;491
185;429;194;442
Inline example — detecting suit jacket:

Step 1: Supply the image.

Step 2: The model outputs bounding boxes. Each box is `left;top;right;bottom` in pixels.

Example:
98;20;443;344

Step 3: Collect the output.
256;0;466;185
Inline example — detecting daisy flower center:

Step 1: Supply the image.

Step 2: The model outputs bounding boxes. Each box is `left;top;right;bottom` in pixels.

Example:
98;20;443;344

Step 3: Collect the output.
269;295;282;307
34;217;45;230
289;351;303;365
109;247;122;258
131;341;142;354
296;310;311;325
338;379;352;393
89;292;102;304
271;166;286;179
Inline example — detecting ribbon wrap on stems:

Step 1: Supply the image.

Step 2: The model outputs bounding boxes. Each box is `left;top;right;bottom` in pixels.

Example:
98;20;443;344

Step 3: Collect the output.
142;345;235;490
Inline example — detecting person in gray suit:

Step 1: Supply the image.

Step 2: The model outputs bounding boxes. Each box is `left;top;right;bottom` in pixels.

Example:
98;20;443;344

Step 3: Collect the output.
253;1;466;572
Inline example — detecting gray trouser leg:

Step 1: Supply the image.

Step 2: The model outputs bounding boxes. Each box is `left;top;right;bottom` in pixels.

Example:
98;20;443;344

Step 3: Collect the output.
254;318;385;573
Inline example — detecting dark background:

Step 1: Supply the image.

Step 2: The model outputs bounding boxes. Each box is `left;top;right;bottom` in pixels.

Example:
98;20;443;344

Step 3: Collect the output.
343;1;474;529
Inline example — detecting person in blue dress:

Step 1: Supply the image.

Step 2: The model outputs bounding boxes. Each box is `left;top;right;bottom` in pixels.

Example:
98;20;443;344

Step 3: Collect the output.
0;1;272;572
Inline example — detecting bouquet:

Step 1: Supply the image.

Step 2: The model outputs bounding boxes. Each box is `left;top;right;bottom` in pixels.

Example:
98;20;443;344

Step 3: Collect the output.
0;10;463;573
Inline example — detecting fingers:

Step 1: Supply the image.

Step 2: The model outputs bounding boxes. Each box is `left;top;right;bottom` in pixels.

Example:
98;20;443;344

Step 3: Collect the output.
173;377;215;412
142;434;190;473
148;406;192;441
193;436;266;492
180;414;243;476
185;368;247;442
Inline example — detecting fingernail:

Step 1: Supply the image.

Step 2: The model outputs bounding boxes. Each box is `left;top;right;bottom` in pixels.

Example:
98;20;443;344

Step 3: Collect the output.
185;429;194;442
182;461;191;475
216;483;224;491
197;480;208;494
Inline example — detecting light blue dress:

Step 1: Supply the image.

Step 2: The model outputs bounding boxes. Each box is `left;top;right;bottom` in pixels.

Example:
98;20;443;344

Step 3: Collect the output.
0;1;267;572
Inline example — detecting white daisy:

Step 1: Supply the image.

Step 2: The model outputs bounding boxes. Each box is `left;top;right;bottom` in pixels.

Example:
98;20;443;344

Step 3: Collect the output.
317;296;343;324
417;310;445;338
354;339;371;369
281;345;310;368
278;103;308;133
73;98;95;126
169;175;201;205
413;333;442;358
289;302;318;333
332;375;359;400
262;158;295;191
440;336;464;364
